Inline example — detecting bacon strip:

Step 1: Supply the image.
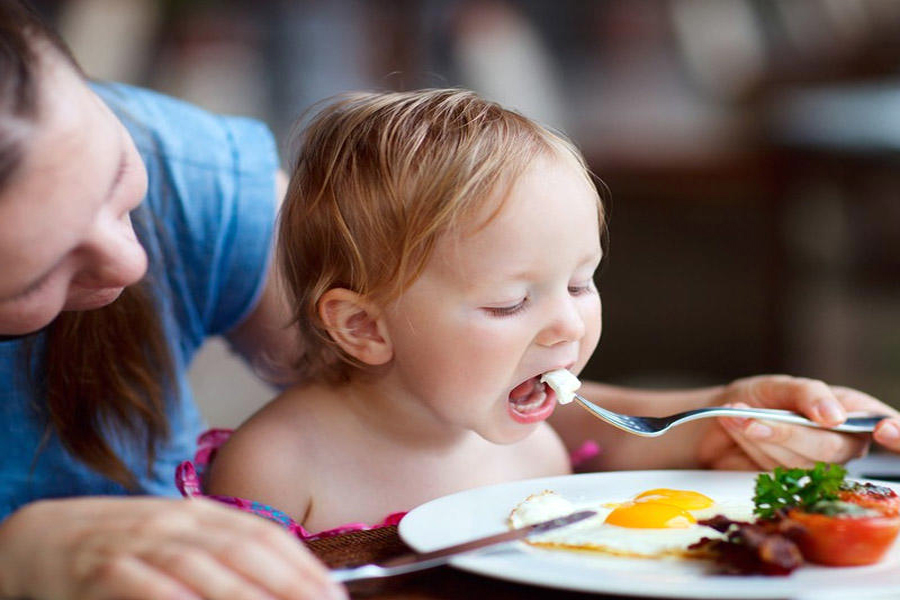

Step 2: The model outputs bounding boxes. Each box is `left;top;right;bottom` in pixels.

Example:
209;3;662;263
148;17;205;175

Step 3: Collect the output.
689;515;803;575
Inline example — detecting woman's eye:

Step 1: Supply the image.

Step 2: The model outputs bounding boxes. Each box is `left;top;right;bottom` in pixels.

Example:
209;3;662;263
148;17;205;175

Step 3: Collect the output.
484;299;527;317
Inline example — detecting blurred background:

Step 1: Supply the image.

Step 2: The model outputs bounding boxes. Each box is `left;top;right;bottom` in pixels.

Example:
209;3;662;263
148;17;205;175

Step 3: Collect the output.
33;0;900;428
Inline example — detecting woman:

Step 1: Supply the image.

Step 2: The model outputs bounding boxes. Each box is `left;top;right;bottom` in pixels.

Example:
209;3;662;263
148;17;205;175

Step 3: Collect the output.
0;3;344;599
1;1;898;599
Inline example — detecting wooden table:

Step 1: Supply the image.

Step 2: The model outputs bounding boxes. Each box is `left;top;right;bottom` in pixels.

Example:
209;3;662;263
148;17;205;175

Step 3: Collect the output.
307;526;693;600
342;568;641;599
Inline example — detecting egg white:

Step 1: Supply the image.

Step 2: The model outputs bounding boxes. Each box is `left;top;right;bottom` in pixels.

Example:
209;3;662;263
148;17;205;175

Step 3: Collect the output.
509;490;754;559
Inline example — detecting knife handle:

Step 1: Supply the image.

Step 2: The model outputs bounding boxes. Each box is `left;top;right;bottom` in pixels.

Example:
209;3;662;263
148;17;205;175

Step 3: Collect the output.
329;509;596;582
331;564;393;583
330;556;453;583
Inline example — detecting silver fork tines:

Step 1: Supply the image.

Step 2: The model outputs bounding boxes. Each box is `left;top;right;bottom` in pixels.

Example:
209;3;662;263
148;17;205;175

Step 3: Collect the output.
572;394;889;438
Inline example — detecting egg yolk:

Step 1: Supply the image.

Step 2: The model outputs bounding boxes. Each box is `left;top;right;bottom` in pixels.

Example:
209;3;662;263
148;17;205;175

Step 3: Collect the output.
604;501;697;529
634;488;714;511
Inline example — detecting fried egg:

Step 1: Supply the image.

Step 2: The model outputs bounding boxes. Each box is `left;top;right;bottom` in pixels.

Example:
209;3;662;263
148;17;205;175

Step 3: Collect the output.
509;488;753;559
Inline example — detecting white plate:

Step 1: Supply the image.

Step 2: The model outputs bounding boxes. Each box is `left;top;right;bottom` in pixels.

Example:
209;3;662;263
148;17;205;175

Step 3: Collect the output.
398;470;900;599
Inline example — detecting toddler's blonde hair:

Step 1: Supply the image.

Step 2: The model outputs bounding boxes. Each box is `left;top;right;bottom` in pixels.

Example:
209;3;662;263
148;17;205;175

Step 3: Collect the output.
279;88;602;382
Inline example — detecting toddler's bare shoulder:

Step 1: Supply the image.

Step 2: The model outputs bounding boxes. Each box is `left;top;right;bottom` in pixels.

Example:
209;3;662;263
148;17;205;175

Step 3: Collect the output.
203;388;325;510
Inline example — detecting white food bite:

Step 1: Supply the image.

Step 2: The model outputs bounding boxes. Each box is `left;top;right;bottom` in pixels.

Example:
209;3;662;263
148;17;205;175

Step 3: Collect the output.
541;369;581;405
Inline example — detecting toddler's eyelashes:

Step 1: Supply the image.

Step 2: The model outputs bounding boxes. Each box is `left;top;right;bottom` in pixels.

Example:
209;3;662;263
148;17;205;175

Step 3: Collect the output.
484;300;528;317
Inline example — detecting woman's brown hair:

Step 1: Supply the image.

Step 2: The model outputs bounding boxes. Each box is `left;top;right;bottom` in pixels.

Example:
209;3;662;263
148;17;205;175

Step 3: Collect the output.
280;89;601;384
0;1;172;489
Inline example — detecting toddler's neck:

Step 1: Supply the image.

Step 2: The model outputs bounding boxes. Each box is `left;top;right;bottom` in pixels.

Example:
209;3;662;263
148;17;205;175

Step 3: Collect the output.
330;376;477;450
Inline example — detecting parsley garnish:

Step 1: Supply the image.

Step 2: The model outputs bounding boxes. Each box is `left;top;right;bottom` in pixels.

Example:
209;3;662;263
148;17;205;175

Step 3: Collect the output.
753;462;847;519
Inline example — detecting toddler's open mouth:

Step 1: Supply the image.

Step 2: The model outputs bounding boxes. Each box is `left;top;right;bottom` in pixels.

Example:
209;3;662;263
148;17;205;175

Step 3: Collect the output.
507;376;556;423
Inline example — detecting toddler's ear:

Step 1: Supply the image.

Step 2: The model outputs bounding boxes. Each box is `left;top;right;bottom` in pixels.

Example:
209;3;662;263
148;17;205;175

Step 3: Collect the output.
318;288;393;366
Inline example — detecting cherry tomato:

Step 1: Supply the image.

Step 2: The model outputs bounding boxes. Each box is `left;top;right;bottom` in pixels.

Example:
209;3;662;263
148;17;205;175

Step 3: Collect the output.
784;509;900;567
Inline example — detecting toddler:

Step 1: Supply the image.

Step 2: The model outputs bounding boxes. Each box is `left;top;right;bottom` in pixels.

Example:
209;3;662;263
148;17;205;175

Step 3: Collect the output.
177;88;877;540
179;88;602;538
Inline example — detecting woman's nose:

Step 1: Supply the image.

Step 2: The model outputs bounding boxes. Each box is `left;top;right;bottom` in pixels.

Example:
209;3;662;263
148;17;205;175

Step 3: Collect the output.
74;211;148;289
536;295;586;347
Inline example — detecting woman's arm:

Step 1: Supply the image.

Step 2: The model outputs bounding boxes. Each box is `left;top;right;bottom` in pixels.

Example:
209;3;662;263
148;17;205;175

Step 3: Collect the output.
0;496;344;600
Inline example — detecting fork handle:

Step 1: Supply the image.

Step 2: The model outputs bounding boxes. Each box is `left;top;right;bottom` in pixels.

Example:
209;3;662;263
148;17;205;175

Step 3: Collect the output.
682;407;888;433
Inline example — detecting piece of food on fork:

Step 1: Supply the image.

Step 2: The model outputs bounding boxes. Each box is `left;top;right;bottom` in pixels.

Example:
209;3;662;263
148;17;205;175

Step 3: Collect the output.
541;369;582;405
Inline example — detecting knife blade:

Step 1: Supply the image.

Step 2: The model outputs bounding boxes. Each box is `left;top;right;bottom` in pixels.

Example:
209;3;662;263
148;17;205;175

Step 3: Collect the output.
330;509;595;583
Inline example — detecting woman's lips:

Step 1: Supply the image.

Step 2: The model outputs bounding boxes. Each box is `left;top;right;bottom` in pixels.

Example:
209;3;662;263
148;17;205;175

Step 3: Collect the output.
508;376;557;423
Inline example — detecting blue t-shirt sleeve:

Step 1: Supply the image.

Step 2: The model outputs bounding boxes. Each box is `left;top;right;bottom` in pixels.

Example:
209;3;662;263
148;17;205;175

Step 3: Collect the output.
189;114;277;336
95;83;278;351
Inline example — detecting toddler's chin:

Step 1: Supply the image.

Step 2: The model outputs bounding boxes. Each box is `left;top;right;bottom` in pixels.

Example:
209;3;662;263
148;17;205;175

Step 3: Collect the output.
479;420;543;446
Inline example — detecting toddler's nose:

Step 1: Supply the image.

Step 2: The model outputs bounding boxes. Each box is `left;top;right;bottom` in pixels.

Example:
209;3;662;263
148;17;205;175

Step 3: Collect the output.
537;296;586;347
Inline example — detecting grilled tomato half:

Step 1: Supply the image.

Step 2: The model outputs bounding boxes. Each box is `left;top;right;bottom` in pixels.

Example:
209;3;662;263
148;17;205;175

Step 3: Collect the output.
784;502;900;567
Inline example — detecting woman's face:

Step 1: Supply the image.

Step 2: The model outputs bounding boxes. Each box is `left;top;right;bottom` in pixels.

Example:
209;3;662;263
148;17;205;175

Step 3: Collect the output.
0;53;148;335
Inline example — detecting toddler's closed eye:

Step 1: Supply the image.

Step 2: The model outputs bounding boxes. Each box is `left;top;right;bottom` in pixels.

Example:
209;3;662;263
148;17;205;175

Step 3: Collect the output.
568;281;595;296
483;298;528;317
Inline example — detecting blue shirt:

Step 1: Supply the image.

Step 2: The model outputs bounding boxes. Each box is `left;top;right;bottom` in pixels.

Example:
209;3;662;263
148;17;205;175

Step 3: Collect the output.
0;83;277;519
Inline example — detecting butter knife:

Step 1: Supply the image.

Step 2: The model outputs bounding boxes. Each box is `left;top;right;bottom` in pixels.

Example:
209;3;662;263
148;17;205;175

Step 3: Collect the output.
330;509;595;583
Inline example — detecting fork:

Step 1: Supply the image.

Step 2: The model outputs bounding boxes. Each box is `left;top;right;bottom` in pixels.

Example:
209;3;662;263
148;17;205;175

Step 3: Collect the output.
572;394;889;438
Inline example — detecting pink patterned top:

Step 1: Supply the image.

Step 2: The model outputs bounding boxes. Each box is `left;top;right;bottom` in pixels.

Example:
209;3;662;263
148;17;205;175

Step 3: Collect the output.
176;429;406;541
175;429;600;541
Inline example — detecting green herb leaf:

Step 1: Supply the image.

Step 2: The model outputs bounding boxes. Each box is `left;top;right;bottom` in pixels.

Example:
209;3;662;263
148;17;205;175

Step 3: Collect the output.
753;462;847;519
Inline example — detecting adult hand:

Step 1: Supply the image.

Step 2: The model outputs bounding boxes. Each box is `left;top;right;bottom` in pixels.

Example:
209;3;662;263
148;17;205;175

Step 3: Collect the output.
872;417;900;453
697;375;898;471
0;496;346;600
